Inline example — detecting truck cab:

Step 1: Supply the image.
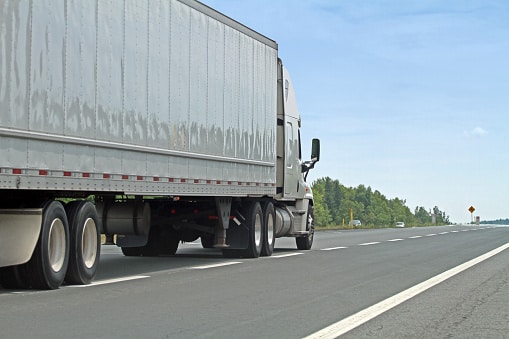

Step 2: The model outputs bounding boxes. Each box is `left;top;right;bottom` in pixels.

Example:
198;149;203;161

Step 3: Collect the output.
275;59;320;243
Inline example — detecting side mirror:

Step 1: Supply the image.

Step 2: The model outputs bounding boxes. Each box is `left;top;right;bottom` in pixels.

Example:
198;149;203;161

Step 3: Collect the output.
311;138;320;162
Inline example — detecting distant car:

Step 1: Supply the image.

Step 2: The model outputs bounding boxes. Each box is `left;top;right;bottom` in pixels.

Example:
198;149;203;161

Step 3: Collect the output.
395;222;405;228
349;220;362;228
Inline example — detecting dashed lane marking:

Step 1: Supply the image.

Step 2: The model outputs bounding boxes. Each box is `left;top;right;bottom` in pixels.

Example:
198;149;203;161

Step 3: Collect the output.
190;262;242;270
358;242;381;246
70;275;150;287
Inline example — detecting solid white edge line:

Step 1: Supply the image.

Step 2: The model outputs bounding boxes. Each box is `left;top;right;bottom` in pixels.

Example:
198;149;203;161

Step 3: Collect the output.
190;261;242;269
303;242;509;339
70;275;150;287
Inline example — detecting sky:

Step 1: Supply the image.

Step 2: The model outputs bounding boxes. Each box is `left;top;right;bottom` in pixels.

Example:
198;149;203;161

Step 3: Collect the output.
201;0;509;223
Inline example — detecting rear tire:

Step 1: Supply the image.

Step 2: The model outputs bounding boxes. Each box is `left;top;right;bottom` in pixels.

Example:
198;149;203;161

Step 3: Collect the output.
26;200;70;290
241;201;263;258
296;205;314;250
260;202;276;257
65;201;100;285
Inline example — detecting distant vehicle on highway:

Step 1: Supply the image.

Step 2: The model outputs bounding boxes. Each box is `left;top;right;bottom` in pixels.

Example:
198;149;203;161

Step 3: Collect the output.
349;220;362;228
395;222;405;228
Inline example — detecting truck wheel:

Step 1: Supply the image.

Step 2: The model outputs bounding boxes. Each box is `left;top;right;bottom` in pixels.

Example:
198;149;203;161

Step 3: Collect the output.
201;235;214;248
296;205;315;250
241;201;263;258
121;247;142;256
26;200;70;290
260;202;276;256
159;232;179;256
221;249;241;258
65;201;100;285
0;265;30;289
140;227;179;256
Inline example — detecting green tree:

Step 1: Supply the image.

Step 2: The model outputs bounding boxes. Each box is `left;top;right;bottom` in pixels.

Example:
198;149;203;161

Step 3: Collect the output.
311;177;451;228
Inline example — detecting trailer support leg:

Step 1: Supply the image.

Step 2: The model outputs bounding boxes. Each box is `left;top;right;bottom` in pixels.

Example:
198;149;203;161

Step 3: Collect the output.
214;197;231;248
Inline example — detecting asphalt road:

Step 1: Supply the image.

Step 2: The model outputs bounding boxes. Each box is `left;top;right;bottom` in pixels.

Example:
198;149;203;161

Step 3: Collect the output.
1;224;508;339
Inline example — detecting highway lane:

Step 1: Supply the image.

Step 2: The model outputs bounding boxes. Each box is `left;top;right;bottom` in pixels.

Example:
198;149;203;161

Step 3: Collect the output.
1;225;508;338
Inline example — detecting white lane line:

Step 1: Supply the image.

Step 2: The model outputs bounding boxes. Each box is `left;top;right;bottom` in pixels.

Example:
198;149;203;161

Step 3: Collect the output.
190;262;242;270
358;242;381;246
461;230;469;232
387;239;404;242
321;247;348;251
425;234;437;237
271;253;304;258
70;275;150;287
451;231;459;233
438;232;449;235
409;235;422;239
303;242;509;339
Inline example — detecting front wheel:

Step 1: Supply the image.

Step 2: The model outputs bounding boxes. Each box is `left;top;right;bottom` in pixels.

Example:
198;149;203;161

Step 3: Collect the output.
296;205;314;250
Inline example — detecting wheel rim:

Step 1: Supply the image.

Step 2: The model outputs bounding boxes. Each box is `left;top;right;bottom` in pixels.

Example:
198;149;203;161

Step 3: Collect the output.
255;213;262;248
267;213;274;246
308;213;314;241
82;218;98;269
48;218;66;272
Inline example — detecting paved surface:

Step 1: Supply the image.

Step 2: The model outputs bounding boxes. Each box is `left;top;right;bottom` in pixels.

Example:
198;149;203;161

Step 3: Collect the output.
1;225;508;338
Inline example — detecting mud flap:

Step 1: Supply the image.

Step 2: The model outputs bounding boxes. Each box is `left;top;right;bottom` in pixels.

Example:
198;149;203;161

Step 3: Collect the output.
224;214;249;250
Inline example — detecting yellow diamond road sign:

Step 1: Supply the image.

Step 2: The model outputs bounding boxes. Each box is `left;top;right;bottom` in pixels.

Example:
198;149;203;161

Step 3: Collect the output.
468;206;475;213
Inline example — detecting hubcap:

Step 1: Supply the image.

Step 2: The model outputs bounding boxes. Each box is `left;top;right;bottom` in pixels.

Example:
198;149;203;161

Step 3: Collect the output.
267;214;274;246
254;213;262;248
48;218;66;272
82;218;98;269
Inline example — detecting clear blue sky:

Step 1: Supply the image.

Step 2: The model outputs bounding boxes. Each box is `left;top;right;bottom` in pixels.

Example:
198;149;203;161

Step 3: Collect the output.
202;0;509;223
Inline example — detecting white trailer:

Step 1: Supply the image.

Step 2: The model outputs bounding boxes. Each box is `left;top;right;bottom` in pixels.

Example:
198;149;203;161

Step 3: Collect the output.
0;0;320;289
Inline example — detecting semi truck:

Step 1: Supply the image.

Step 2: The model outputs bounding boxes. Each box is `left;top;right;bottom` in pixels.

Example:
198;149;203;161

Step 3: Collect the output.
0;0;320;290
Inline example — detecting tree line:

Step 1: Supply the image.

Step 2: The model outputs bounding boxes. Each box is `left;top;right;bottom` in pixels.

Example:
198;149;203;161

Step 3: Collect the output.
311;177;450;227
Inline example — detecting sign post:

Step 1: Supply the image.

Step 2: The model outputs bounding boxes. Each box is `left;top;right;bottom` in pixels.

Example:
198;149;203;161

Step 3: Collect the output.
468;206;475;224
